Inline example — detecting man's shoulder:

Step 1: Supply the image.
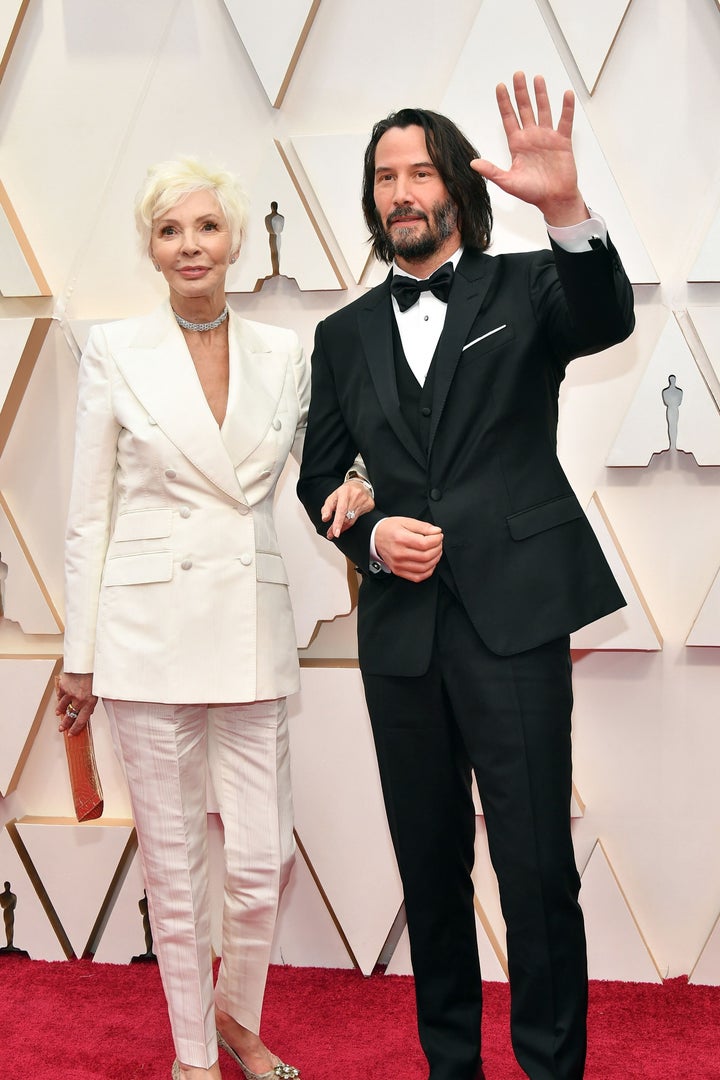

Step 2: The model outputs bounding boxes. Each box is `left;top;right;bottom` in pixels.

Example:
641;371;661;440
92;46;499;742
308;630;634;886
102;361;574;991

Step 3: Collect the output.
320;275;391;331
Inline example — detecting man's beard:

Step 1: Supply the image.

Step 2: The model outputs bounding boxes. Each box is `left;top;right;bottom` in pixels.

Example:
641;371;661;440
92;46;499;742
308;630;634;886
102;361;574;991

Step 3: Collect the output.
383;198;458;263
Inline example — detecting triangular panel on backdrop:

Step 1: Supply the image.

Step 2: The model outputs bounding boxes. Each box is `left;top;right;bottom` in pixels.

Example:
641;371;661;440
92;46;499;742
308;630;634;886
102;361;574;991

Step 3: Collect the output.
570;493;662;650
471;774;585;818
0;180;51;298
0;318;52;456
606;315;720;466
271;837;355;969
292;133;382;286
14;817;134;958
0;491;63;633
440;0;657;283
91;836;164;964
0;0;30;82
687;307;720;382
228;141;344;293
686;564;720;647
221;0;320;107
580;839;662;982
546;0;633;94
0;656;61;797
689;206;720;282
288;665;403;975
384;902;508;981
689;909;720;985
0;825;66;960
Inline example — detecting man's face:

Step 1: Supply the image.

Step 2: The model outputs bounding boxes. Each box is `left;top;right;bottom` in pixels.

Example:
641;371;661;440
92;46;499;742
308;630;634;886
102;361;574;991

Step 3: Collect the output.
373;124;461;267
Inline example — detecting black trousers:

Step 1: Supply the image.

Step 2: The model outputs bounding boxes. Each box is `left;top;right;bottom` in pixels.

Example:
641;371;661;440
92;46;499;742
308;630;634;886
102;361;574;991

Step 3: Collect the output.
362;584;587;1080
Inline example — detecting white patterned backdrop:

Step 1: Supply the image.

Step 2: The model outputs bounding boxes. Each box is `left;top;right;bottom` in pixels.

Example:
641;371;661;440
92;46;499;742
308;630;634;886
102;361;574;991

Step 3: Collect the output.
1;0;720;984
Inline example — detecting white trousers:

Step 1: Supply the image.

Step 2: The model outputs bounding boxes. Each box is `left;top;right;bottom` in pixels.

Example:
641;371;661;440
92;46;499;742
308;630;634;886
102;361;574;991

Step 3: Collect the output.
104;697;295;1068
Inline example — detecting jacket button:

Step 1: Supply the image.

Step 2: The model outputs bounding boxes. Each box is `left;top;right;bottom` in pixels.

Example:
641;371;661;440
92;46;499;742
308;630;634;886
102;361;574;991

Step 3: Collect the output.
421;407;431;417
148;417;157;425
181;559;192;571
430;489;442;501
272;418;282;430
240;553;253;566
179;506;191;518
237;503;249;515
165;469;177;479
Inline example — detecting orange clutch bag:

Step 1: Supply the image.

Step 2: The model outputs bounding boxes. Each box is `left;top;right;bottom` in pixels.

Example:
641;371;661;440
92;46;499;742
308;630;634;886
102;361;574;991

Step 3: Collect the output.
63;722;104;822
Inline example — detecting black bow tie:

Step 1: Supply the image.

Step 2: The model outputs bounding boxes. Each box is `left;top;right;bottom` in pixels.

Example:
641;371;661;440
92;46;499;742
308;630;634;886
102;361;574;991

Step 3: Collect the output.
390;262;455;312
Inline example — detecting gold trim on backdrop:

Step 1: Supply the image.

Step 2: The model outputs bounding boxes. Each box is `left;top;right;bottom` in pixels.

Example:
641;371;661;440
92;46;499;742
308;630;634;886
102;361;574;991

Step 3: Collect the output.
0;0;31;83
0;318;52;456
0;490;64;632
2;655;62;797
273;139;347;290
0;179;52;297
274;0;322;108
293;829;360;969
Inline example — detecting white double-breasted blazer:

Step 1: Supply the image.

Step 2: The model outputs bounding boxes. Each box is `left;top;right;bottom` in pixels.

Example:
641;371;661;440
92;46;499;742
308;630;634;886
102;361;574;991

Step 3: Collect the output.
63;300;308;705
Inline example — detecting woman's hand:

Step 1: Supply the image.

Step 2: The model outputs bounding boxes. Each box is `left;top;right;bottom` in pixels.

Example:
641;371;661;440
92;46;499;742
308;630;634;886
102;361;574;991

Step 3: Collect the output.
55;672;98;736
321;479;375;539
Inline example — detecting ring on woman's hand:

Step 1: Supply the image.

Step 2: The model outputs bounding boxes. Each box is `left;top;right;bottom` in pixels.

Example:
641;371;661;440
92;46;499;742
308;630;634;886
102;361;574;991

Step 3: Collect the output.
66;705;79;720
345;509;356;520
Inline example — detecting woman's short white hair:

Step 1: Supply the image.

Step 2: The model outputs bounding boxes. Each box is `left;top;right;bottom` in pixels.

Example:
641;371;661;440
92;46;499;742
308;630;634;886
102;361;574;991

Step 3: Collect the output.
134;157;249;255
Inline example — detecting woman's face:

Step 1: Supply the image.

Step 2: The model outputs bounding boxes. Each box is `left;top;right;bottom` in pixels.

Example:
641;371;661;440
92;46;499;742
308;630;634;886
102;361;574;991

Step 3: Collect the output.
150;189;236;303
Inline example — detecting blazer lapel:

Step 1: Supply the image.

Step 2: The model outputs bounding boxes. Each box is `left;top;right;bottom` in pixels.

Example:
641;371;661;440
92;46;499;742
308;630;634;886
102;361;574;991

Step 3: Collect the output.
113;303;244;502
429;250;497;451
220;312;286;468
358;278;426;469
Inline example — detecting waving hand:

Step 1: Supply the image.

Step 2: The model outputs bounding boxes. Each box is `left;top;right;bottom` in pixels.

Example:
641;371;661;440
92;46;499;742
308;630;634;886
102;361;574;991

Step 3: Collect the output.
470;72;588;228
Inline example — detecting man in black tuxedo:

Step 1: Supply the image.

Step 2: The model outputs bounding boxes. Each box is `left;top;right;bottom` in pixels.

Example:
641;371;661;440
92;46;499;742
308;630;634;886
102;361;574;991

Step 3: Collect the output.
298;73;634;1080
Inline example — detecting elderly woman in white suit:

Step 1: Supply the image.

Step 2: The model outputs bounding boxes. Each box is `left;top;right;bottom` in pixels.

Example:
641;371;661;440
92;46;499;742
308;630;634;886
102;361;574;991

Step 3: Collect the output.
55;159;373;1080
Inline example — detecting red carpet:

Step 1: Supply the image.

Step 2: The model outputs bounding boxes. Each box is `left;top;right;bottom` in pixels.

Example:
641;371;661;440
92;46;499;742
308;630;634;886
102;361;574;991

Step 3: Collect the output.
2;958;719;1079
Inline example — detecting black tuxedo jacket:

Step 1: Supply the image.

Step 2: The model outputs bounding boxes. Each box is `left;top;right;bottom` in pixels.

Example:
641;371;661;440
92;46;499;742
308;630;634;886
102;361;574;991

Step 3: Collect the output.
298;240;635;676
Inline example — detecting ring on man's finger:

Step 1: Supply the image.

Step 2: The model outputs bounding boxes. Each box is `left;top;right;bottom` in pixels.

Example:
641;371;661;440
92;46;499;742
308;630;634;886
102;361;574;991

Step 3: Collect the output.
345;509;356;520
66;705;79;720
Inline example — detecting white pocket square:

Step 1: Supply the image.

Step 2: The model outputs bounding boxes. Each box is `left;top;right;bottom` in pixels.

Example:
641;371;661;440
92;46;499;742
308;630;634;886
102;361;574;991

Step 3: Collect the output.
462;325;508;351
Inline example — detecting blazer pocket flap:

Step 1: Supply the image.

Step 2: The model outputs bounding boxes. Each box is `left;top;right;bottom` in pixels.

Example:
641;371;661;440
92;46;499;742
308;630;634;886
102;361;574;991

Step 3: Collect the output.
104;551;174;586
506;495;583;541
114;508;173;542
255;551;289;585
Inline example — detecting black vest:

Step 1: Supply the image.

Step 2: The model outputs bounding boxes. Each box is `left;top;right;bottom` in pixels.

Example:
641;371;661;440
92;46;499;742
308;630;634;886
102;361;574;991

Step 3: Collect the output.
391;317;437;457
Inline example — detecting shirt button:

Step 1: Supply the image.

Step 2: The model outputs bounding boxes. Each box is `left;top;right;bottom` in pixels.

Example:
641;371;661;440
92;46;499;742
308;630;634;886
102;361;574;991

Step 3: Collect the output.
272;418;282;431
423;315;429;322
430;489;442;501
179;506;191;518
181;559;192;571
165;469;177;479
148;417;157;425
237;504;249;515
421;406;431;417
240;553;253;566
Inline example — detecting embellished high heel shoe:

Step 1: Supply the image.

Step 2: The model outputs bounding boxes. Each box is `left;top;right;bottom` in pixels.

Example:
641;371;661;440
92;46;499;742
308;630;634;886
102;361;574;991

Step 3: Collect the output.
172;1062;181;1080
217;1032;299;1079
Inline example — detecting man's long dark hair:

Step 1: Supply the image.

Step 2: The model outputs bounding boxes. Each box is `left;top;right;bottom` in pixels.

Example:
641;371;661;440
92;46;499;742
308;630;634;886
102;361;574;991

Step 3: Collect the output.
362;107;493;264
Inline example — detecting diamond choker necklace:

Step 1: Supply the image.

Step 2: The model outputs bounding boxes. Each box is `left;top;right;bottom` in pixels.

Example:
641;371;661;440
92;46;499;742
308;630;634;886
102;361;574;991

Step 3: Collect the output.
173;305;229;332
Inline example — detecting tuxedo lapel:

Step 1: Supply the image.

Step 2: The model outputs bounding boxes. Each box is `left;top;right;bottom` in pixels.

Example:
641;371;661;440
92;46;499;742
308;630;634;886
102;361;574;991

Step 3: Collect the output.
358;279;426;468
113;303;243;502
429;251;496;451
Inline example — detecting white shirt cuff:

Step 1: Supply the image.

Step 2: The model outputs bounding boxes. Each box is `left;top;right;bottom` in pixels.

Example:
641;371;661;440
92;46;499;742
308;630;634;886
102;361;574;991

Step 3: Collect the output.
546;210;608;253
369;521;391;574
